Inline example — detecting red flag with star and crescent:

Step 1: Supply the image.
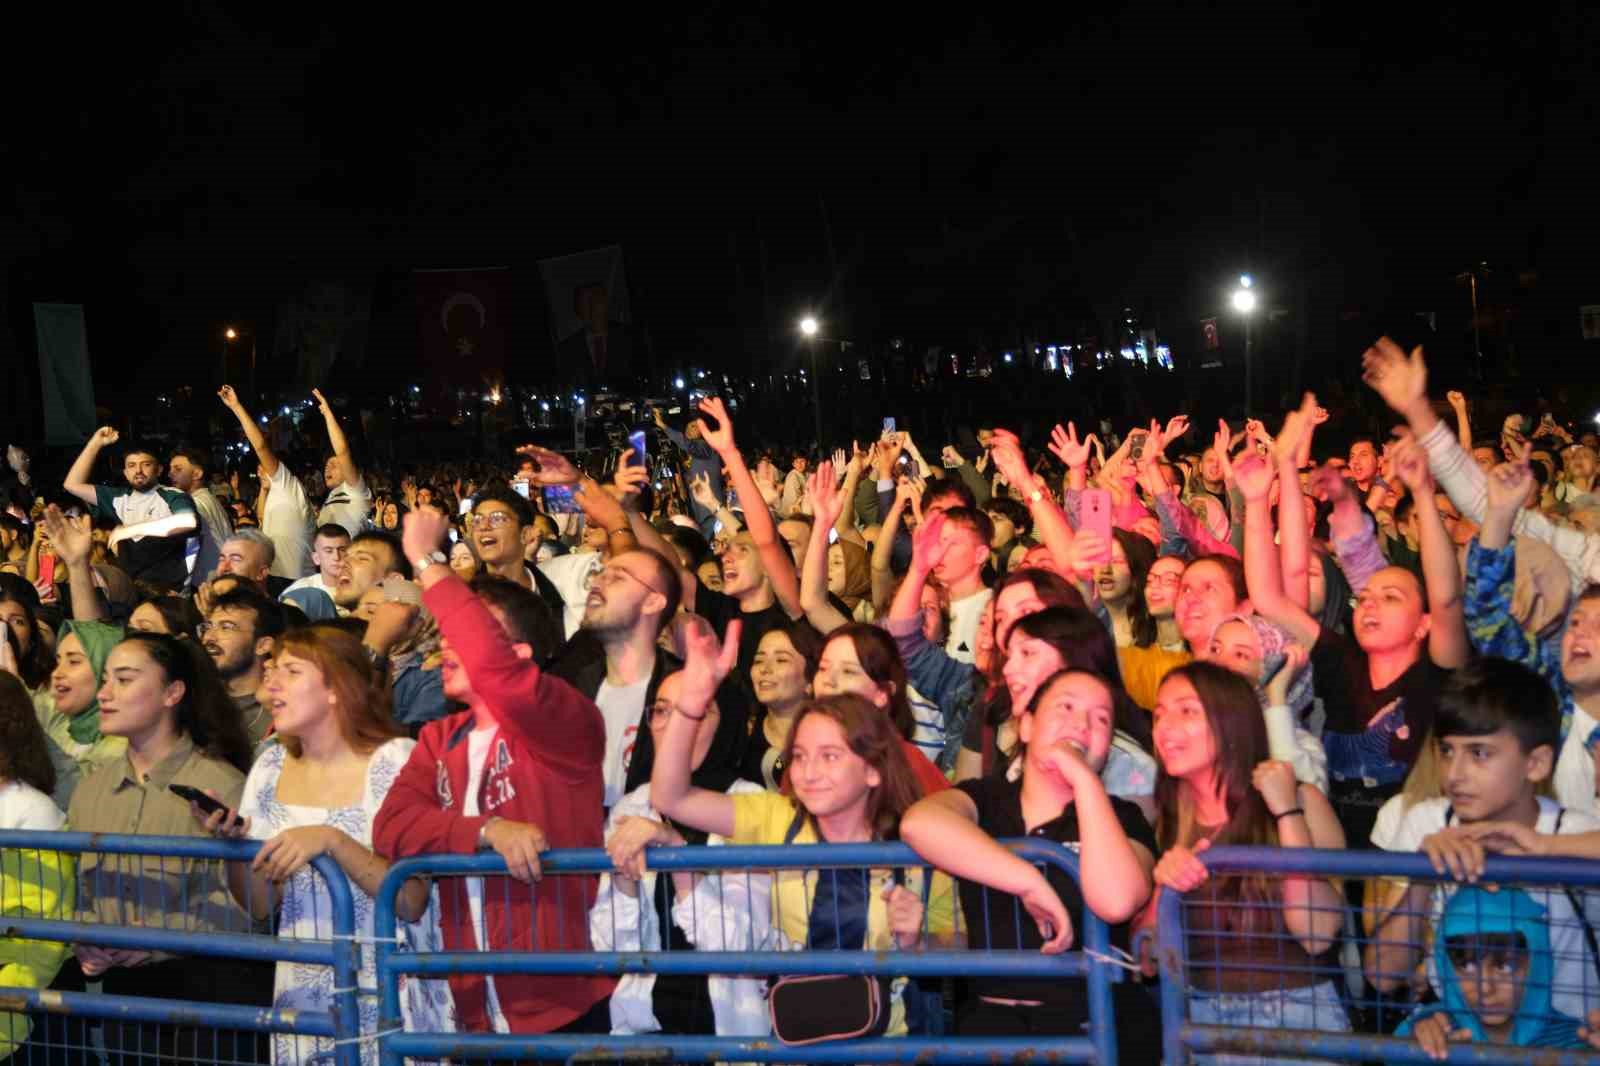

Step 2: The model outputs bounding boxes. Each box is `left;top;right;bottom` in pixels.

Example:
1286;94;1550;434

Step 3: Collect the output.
413;268;512;402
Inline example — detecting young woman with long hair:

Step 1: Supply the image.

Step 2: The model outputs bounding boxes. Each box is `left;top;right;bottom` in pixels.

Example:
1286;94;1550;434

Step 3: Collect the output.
652;618;959;1038
1135;662;1348;1059
0;580;53;690
66;631;267;1063
199;623;451;1065
814;623;950;795
741;623;823;789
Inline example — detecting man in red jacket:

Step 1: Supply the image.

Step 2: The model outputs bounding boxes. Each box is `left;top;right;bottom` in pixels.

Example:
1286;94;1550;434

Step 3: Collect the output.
373;509;614;1038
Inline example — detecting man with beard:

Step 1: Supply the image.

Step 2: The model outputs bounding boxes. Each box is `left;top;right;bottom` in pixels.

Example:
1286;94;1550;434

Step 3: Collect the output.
202;585;284;751
167;445;232;590
63;428;197;588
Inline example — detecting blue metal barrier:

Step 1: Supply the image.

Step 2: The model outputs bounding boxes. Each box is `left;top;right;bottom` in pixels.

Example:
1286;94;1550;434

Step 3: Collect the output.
373;838;1121;1065
0;831;363;1066
1157;846;1600;1065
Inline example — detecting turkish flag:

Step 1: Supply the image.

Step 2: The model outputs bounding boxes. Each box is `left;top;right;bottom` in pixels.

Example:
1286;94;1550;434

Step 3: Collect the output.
413;268;512;399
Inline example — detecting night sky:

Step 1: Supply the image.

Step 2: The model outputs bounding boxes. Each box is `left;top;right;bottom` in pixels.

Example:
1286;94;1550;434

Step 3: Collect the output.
5;2;1597;428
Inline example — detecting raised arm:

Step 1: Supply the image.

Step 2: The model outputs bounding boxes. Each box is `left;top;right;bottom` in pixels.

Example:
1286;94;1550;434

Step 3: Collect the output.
870;476;919;617
218;386;280;477
1390;435;1470;668
312;388;361;487
991;429;1076;568
1445;391;1473;452
404;509;604;777
40;506;104;622
834;444;868;547
63;427;119;507
651;615;742;839
696;397;802;618
1274;397;1318;610
798;462;850;634
1236;452;1322;648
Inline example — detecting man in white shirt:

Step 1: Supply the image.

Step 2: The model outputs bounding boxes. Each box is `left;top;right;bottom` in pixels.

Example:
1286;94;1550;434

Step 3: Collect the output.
280;524;349;620
218;386;313;579
310;388;372;536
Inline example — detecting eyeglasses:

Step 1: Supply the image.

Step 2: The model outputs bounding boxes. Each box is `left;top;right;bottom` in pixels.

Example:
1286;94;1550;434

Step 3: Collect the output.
593;566;667;598
197;620;246;637
1147;572;1183;588
473;512;519;530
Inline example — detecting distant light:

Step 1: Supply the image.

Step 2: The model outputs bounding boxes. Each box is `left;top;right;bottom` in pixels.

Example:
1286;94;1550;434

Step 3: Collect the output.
674;377;685;389
799;316;819;337
1003;353;1013;363
411;385;419;393
259;415;268;424
1232;289;1258;313
224;328;238;341
541;402;550;412
1239;275;1253;289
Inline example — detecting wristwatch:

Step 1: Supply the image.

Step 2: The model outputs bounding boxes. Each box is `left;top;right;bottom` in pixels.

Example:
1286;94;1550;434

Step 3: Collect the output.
411;550;447;573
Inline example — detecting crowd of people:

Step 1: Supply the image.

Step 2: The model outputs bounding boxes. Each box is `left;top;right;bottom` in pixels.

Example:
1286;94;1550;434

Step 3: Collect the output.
4;337;1600;1062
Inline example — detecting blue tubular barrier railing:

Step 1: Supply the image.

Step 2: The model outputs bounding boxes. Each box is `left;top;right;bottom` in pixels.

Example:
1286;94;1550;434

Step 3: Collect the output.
1157;846;1600;1066
373;838;1120;1065
0;830;363;1066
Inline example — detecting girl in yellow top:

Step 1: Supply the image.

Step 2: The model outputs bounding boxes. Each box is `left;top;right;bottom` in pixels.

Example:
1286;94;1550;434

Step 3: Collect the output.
652;618;959;1037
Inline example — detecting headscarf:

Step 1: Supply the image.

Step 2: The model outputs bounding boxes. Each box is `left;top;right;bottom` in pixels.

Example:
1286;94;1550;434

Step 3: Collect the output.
1206;613;1314;719
835;539;872;613
57;619;125;746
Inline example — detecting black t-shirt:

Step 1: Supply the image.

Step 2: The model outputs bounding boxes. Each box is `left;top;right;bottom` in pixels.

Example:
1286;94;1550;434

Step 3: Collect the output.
1311;626;1448;848
693;586;812;681
737;708;789;790
955;774;1156;1008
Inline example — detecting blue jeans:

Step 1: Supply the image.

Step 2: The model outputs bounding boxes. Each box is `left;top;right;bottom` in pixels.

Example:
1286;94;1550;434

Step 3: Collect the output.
1187;980;1351;1066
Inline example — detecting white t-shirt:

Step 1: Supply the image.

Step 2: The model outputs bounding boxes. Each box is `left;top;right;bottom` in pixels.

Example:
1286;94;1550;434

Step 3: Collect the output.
318;477;373;539
1380;795;1600;1020
945;588;993;665
0;780;65;831
1553;701;1600;814
262;463;314;579
595;677;652;809
464;724;511;1034
539;550;605;639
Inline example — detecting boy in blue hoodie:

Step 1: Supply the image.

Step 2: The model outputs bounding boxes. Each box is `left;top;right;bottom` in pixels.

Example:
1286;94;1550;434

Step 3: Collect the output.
1399;885;1586;1058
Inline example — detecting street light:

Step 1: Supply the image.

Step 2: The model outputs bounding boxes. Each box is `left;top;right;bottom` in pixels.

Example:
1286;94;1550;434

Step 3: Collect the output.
222;326;256;396
224;327;238;341
798;314;823;446
1231;277;1257;412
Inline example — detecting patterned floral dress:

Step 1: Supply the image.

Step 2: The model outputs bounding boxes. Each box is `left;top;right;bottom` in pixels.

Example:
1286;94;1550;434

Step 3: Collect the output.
240;738;456;1065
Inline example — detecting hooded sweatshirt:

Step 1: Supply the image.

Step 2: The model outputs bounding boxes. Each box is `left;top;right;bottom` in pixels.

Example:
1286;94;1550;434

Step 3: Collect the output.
1396;885;1586;1050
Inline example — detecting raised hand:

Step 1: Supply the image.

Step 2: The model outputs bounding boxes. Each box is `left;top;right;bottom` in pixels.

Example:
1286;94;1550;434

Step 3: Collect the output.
831;447;847;472
1272;392;1318;465
613;456;649;497
1361;336;1430;416
688;472;720;511
1484;458;1535;517
910;510;951;573
988;429;1035;490
217;386;244;412
1446;390;1467;413
1251;760;1299;817
1231;451;1276;503
512;445;580;486
402;508;453;568
1210;420;1236;481
1152;838;1212;892
1162;414;1191;445
694;397;737;455
90;426;120;448
39;505;93;567
312;388;332;413
1308;465;1355;507
1389;434;1433;495
806;461;844;528
678;614;742;711
1265;642;1308;708
875;434;906;479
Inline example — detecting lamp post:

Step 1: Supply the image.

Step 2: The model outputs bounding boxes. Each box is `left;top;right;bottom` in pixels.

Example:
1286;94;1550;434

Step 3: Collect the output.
1231;276;1257;413
799;315;822;447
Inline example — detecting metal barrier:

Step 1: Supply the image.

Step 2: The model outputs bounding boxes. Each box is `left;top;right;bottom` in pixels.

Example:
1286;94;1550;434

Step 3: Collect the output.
373;838;1123;1065
0;831;363;1066
1156;845;1600;1065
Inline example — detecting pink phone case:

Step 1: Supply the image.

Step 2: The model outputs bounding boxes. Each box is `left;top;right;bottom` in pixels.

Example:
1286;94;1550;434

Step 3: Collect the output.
1080;488;1113;564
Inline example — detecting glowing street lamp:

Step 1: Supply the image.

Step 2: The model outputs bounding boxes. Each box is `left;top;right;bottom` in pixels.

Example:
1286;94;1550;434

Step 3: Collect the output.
1231;276;1258;411
799;316;819;338
223;327;238;341
798;315;823;445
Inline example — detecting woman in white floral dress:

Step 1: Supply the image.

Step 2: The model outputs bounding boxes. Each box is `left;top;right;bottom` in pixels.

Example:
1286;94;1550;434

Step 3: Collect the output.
200;624;456;1065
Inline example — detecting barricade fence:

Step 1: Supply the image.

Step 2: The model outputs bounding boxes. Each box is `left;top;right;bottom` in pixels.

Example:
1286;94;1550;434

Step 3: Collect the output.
10;834;1600;1065
372;839;1122;1066
0;830;362;1066
1157;845;1600;1065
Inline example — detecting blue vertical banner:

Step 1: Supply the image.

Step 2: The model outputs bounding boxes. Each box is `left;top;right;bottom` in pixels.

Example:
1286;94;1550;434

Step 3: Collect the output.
32;302;97;446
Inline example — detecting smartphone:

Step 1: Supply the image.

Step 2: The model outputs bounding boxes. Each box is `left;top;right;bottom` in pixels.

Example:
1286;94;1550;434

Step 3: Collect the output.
1080;488;1114;565
1128;430;1149;463
457;497;472;515
881;417;896;436
544;485;581;514
628;429;648;469
169;783;230;817
512;480;531;499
